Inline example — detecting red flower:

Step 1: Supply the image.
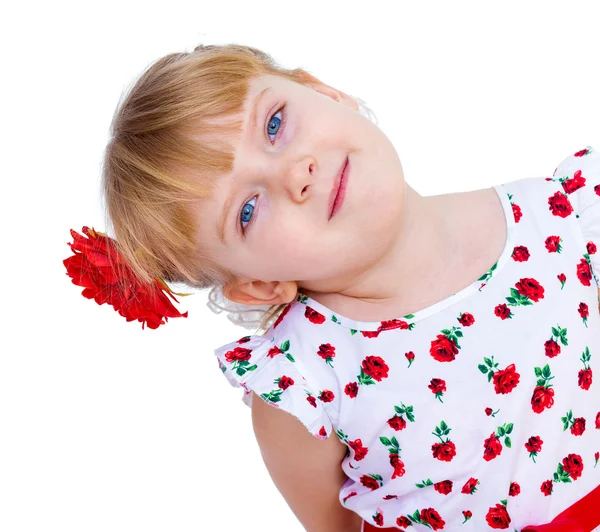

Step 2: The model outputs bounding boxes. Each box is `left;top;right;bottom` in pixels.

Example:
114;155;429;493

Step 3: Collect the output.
544;339;561;358
373;511;383;526
344;382;359;398
431;441;456;462
577;258;593;286
494;303;511;320
531;385;555;413
360;475;380;491
545;235;561;252
278;375;294;390
304;306;326;324
319;390;335;403
485;503;511;529
492;364;520;394
483;433;503;461
596;412;600;429
396;516;411;529
525;435;543;453
433;480;453;495
561;171;586;194
541;480;553;496
509;482;520;496
306;396;317;408
512;245;530;261
430;334;459;362
224;346;252;363
64;227;188;329
512;203;522;222
578;368;593;390
587;241;597;254
428;378;446;395
458;312;475;326
348;439;369;461
547;190;574;218
515;277;545;302
571;417;586;436
317;343;336;365
387;415;407;431
420;508;445;530
389;453;406;479
562;453;584;480
485;407;493;416
461;477;479;494
361;356;389;381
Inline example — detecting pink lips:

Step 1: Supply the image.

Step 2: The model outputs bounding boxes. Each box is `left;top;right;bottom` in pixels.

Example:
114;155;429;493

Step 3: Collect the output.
329;156;349;220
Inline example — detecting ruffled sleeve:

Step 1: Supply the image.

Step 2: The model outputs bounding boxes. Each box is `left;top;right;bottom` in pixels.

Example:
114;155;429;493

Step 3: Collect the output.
553;145;600;288
214;333;333;440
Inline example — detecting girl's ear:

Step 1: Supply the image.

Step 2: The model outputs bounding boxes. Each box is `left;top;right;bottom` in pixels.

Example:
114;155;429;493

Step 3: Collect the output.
223;280;298;306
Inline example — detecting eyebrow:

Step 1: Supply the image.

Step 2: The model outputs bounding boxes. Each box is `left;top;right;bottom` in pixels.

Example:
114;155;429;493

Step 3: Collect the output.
217;86;272;245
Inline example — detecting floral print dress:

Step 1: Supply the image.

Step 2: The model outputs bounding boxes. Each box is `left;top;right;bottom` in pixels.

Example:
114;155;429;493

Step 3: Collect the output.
214;146;600;531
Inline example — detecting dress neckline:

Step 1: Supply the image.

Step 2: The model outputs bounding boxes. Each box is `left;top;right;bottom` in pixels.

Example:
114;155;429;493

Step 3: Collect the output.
295;183;516;332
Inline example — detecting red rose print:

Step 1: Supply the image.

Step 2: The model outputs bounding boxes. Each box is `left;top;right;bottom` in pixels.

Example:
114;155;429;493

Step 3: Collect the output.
318;426;327;438
577;258;593;286
348;439;369;461
317;343;336;367
430;333;459;362
360;355;390;382
461;477;479;495
485;503;511;529
571;417;586;436
306;395;317;408
512;203;522;223
387;415;407;431
433;480;453;495
319;390;334;403
360;474;382;491
485;407;493;416
378;319;411;332
432;441;456;462
512;245;530;262
494;303;512;320
545;235;561;253
304;306;326;324
562;454;584;480
278;375;294;390
544;339;561;358
547;190;574;218
344;381;358;398
373;510;383;526
492;364;521;394
458;312;475;326
224;346;252;363
558;273;566;286
596;412;600;429
405;351;415;368
579;302;590;321
541;480;553;496
579;368;593;390
267;345;283;358
462;510;473;523
531;377;555;413
525;435;543;462
390;453;406;479
396;516;411;529
420;508;446;531
561;170;586;194
483;432;503;461
428;378;446;402
515;277;545;302
509;482;520;496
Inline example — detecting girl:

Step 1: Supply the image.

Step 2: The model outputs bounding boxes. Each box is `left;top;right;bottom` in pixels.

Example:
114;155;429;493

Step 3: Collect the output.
73;43;600;530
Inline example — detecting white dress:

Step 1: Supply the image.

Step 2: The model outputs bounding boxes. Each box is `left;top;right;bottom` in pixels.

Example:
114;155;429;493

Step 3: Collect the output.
214;146;600;531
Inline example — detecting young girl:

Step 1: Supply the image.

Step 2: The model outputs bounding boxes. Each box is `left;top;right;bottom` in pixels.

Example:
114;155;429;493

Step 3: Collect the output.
85;43;600;531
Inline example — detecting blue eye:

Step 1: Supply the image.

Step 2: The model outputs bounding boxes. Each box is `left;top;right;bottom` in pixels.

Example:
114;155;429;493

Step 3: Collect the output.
238;104;287;235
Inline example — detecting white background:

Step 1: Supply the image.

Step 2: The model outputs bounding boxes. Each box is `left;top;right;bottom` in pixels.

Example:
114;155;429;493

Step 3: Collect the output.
2;1;600;531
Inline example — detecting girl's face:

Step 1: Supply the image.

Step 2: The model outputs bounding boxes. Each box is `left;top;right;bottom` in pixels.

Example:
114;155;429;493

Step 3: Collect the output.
195;73;406;299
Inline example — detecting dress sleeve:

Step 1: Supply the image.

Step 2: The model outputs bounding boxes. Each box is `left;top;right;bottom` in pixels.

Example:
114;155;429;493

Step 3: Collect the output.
553;145;600;288
214;333;333;440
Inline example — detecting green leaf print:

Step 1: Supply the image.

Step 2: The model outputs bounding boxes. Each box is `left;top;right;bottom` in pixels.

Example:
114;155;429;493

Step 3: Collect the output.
416;479;433;488
505;436;512;448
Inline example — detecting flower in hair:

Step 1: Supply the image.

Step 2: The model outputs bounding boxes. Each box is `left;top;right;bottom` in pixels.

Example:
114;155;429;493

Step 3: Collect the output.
63;226;188;329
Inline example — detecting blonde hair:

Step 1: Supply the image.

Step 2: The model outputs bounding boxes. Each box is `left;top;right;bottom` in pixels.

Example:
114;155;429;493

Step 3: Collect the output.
101;43;376;335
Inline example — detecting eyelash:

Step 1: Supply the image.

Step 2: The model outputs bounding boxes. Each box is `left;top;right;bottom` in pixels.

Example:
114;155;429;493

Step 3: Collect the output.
238;103;288;236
